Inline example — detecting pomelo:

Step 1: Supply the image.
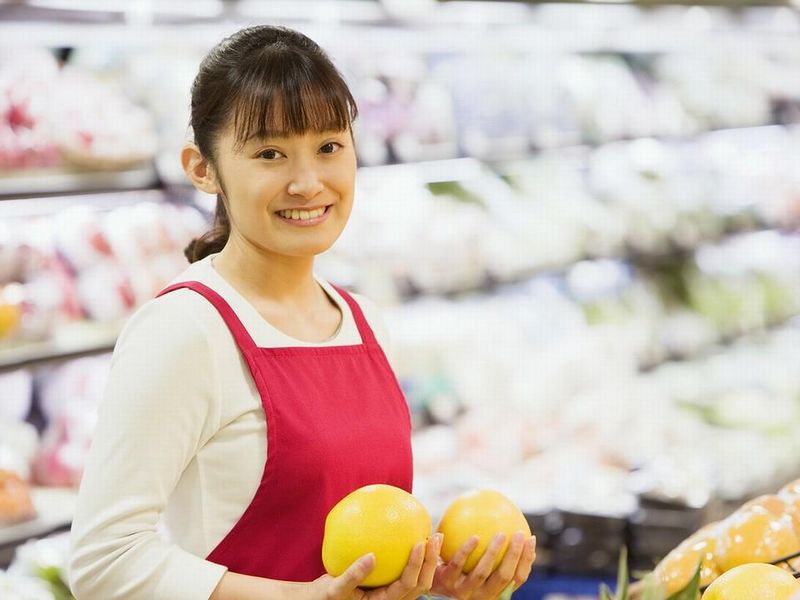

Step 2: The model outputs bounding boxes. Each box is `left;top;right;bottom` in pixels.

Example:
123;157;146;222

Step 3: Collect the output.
437;489;531;573
321;484;432;588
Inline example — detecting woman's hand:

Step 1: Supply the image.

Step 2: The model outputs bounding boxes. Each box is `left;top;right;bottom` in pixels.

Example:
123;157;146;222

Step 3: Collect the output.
308;533;442;600
430;531;536;599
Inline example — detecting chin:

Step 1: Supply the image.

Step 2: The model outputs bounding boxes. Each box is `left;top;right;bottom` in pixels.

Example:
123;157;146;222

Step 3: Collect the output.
289;240;337;258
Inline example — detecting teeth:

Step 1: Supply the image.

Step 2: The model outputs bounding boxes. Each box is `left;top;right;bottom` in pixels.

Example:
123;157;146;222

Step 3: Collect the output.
279;207;326;220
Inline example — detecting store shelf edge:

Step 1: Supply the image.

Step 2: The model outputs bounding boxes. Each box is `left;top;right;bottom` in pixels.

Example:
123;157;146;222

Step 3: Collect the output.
0;323;123;373
0;164;160;200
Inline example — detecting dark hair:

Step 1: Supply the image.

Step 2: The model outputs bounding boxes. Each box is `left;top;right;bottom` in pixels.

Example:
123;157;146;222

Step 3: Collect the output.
184;25;358;263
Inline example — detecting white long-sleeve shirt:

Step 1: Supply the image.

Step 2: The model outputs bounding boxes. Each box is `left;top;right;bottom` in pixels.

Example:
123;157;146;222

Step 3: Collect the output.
68;254;389;600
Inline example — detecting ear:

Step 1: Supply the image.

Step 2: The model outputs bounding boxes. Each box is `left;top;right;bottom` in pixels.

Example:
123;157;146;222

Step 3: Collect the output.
181;143;221;195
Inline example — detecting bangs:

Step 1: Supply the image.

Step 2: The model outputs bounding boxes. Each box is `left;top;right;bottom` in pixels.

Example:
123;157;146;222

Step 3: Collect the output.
230;48;357;148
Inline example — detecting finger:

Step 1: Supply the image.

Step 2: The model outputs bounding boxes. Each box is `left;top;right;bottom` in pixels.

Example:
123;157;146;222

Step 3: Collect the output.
450;535;481;572
513;536;537;590
484;531;527;596
463;533;507;591
395;541;426;592
416;533;443;593
328;553;375;597
438;535;480;588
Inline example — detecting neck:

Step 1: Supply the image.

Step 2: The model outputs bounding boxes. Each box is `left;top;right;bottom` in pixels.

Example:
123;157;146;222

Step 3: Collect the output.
213;235;318;305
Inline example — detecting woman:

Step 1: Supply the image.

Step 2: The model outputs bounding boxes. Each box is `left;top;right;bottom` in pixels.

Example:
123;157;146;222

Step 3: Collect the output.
68;25;536;600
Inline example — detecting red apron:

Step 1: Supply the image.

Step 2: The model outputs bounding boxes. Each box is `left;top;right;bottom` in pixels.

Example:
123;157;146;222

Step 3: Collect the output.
156;281;413;582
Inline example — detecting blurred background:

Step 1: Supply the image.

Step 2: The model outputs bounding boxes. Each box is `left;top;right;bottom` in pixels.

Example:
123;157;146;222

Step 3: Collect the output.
1;0;800;598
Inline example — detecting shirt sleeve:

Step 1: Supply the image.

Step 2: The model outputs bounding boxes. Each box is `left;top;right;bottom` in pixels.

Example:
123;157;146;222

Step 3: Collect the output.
68;291;228;600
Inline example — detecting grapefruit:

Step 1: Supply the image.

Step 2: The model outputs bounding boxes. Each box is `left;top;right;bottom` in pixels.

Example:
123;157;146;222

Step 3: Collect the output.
437;489;531;573
715;507;800;573
741;494;790;517
778;481;800;537
701;563;800;600
321;484;432;588
655;522;721;595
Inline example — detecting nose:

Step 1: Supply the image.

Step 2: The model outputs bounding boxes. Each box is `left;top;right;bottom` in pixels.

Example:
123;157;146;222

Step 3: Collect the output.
287;162;324;200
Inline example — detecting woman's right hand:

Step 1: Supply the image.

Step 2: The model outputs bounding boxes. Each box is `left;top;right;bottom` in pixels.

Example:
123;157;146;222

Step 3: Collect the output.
307;533;442;600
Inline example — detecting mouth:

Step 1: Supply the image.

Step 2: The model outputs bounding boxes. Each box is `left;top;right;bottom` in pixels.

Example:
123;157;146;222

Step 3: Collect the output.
275;204;332;226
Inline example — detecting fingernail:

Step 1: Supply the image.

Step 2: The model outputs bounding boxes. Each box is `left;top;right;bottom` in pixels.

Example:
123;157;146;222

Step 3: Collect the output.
494;533;506;544
361;553;375;567
434;533;444;547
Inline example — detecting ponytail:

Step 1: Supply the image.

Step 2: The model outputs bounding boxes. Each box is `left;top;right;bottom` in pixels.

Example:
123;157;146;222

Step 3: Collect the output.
184;194;230;263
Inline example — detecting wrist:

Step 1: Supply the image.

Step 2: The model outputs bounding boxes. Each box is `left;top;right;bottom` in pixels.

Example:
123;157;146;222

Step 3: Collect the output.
280;580;314;600
210;571;313;600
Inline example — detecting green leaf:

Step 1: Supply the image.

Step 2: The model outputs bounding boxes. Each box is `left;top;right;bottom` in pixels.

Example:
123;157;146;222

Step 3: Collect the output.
666;561;702;600
498;582;515;600
616;546;629;599
35;565;75;600
640;573;664;600
600;582;616;600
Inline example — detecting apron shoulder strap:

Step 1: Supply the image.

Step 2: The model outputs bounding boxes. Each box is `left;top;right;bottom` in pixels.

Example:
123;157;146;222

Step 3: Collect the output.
157;281;258;353
329;284;378;348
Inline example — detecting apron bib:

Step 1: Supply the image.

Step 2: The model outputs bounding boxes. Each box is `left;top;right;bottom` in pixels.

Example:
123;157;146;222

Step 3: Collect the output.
157;281;413;581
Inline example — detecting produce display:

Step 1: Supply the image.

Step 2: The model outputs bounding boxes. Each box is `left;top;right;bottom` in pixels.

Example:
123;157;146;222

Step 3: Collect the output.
1;3;800;599
625;478;800;598
0;49;157;173
0;197;206;347
0;534;73;600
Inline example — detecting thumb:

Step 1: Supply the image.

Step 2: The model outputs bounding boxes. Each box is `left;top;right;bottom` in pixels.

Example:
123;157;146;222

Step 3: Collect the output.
328;554;376;597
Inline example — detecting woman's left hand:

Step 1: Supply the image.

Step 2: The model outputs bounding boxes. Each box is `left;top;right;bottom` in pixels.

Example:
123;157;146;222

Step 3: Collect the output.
429;531;536;599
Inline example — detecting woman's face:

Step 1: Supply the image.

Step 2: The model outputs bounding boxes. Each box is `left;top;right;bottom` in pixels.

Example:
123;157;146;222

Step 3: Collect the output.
212;126;357;260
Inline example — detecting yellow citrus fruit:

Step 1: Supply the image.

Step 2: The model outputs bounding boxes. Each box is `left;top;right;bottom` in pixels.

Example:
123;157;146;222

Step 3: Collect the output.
321;484;432;588
778;481;800;538
781;495;800;536
655;522;721;595
437;489;531;573
779;479;800;497
701;562;800;600
741;494;790;517
0;302;21;339
716;507;800;573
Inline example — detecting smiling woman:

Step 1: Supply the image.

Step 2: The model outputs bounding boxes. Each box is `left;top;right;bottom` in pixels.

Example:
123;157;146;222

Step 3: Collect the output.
183;25;358;264
66;24;534;600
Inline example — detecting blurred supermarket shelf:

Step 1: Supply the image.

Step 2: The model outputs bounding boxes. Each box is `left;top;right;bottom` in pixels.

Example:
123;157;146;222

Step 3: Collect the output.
0;320;121;373
0;164;159;200
639;312;800;371
1;3;799;53
0;487;76;569
0;188;169;217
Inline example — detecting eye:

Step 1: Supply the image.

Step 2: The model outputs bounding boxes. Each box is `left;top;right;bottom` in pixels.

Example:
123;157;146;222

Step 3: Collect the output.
258;148;284;160
319;142;343;155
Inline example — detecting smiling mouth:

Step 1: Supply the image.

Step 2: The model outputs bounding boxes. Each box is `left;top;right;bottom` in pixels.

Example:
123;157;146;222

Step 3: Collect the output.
276;205;330;221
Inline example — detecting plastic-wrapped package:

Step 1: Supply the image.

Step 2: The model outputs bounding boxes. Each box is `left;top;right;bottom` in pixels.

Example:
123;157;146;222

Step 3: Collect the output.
1;47;158;174
0;421;38;483
33;355;110;488
49;67;157;171
0;49;62;171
